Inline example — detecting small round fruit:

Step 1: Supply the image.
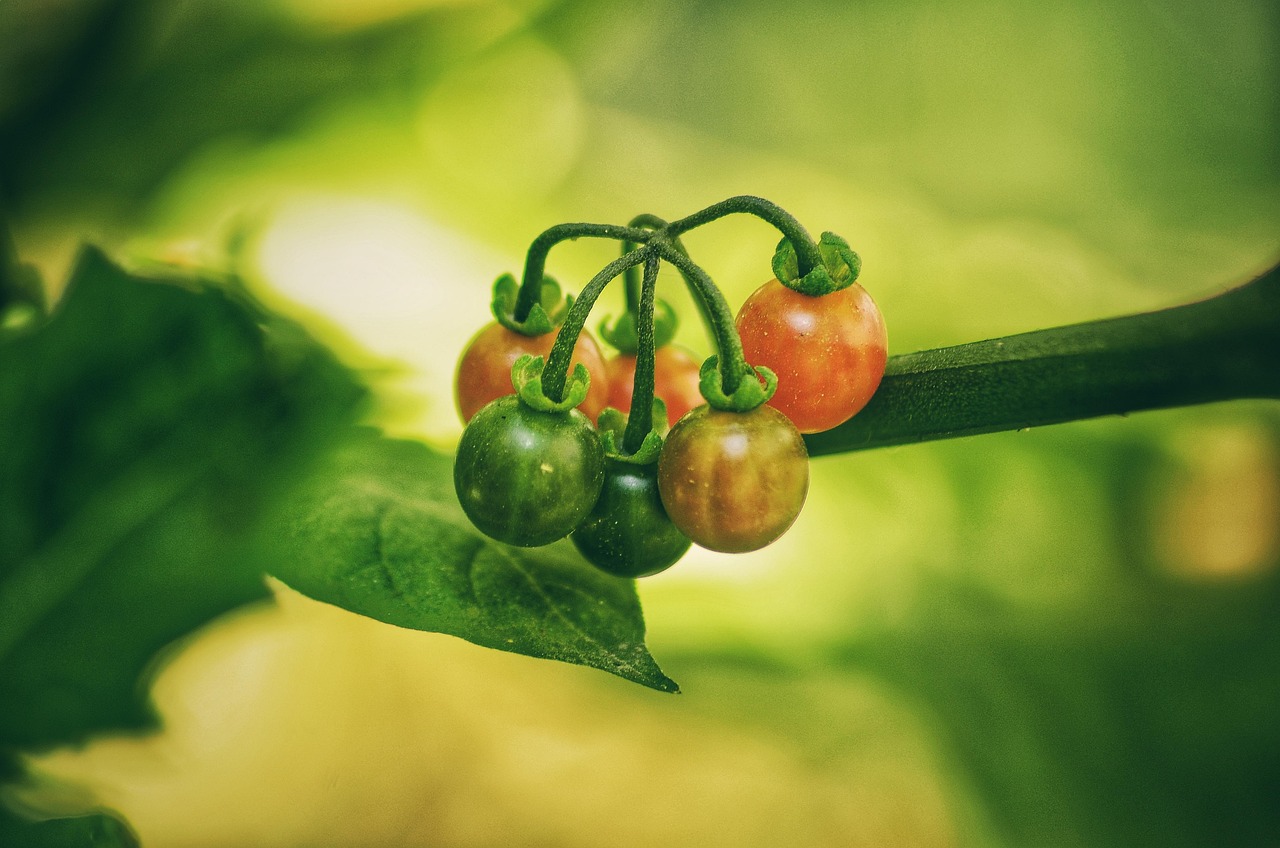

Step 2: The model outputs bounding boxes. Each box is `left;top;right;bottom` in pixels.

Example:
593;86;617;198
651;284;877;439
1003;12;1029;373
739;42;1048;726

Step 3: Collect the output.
573;460;691;577
455;322;610;423
454;396;605;546
657;404;808;553
736;279;887;434
606;345;705;426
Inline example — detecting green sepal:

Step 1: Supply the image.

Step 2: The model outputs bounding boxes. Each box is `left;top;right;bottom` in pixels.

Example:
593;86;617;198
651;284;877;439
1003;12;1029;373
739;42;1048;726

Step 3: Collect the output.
510;354;590;413
595;399;669;464
699;355;777;412
771;231;862;296
491;273;574;336
599;299;679;354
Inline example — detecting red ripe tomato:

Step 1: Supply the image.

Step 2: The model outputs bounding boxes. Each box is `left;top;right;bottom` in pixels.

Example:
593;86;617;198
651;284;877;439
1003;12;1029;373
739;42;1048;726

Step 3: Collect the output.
606;345;705;427
657;404;808;553
455;323;610;423
735;279;887;434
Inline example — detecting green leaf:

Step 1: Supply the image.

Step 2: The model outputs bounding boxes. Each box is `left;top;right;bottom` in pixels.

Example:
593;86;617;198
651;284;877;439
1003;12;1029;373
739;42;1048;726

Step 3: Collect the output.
0;246;362;830
265;431;680;693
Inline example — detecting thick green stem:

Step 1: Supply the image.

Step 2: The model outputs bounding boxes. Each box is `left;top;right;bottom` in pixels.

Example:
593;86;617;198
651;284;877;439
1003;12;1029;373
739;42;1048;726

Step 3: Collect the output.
666;195;822;276
515;223;655;322
543;247;652;402
652;242;750;395
623;253;662;454
804;263;1280;457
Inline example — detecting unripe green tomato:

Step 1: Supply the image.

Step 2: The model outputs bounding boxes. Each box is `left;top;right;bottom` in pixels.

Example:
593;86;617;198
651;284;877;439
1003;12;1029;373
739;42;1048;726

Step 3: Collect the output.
572;460;692;578
657;404;809;553
454;395;605;546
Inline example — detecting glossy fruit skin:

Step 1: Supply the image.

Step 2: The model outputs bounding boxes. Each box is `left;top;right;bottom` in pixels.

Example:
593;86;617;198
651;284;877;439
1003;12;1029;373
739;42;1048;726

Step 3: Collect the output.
735;279;887;434
606;345;705;427
657;404;808;553
454;395;605;547
572;460;692;578
455;322;610;424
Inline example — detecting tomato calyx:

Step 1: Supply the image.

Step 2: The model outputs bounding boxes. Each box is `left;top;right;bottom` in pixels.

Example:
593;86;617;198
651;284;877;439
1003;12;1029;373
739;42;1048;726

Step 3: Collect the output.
511;353;592;413
698;354;777;412
598;298;679;354
596;400;668;466
772;231;862;296
491;273;574;336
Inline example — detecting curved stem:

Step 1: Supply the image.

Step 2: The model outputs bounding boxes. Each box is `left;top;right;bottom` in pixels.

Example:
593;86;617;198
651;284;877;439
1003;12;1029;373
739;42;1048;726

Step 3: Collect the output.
621;215;667;315
665;195;822;276
623;253;662;454
543;247;653;402
652;242;749;395
624;214;718;347
516;223;656;322
804;263;1280;456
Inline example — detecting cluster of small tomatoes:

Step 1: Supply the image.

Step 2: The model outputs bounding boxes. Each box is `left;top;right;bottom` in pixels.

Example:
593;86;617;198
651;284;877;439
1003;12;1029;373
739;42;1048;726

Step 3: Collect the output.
453;207;887;579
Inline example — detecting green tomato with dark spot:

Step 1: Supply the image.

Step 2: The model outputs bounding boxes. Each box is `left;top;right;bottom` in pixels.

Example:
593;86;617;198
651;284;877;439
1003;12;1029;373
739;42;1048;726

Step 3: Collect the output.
572;459;691;577
454;395;605;546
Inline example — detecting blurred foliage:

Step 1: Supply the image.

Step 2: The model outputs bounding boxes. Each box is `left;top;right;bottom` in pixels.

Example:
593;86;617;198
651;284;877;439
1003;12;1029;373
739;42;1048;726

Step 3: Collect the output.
0;246;362;749
835;420;1280;847
0;248;364;839
0;0;1277;846
0;0;497;222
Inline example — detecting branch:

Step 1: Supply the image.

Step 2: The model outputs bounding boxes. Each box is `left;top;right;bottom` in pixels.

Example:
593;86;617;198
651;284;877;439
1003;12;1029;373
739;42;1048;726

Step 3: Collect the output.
804;263;1280;456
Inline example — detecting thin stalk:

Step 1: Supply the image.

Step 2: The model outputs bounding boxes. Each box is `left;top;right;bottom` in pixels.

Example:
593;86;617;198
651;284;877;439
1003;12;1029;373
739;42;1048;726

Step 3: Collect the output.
543;247;652;402
623;253;662;454
619;214;716;346
666;195;822;276
515;223;655;322
804;264;1280;456
621;214;668;315
652;242;749;395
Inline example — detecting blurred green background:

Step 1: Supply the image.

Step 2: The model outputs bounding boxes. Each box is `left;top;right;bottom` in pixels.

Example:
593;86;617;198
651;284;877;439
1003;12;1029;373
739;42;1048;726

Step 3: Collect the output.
3;0;1278;845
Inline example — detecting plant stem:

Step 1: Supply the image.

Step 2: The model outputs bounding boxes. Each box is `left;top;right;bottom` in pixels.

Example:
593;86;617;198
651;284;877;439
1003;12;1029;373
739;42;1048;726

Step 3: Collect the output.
622;214;718;348
515;223;655;322
666;196;822;276
543;248;652;402
652;242;749;394
804;263;1280;457
622;215;668;314
623;253;662;453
